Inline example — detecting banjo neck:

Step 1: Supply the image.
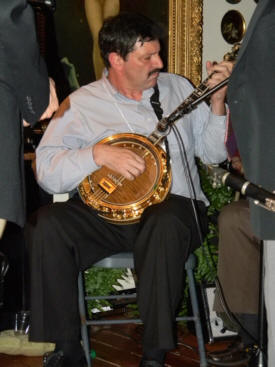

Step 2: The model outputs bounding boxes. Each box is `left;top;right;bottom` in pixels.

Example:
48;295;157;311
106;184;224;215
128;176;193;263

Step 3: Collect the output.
149;42;241;142
147;74;220;147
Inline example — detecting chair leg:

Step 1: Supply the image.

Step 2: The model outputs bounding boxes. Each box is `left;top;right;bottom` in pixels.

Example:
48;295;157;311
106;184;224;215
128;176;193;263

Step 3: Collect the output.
78;273;92;367
186;266;208;367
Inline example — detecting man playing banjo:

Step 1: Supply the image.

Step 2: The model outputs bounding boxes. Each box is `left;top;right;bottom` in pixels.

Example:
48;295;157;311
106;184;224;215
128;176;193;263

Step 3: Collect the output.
26;12;232;367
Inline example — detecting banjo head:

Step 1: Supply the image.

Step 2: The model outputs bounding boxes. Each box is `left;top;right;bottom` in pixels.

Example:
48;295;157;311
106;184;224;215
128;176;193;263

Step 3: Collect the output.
78;133;171;224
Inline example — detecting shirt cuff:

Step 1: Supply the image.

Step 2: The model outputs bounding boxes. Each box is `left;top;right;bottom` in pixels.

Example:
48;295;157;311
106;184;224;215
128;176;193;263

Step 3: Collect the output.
209;110;227;125
80;145;100;174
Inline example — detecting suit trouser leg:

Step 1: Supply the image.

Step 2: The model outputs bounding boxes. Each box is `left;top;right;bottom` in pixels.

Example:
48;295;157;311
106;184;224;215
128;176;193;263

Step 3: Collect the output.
25;198;138;342
134;195;207;350
264;240;275;367
0;85;25;226
214;200;261;314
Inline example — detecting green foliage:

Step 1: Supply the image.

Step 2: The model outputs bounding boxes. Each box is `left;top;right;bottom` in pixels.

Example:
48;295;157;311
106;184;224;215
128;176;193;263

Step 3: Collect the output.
84;268;127;313
195;232;218;283
195;162;234;283
199;162;234;214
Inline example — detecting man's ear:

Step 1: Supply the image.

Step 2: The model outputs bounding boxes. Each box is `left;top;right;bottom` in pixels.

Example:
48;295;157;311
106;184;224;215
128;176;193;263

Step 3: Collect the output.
108;52;124;70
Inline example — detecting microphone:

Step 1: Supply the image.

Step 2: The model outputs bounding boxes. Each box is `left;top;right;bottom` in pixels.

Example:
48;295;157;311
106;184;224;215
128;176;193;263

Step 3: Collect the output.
207;165;275;212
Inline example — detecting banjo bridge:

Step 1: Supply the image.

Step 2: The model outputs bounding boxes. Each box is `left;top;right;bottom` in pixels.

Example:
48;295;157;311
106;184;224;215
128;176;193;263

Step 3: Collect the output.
98;177;117;194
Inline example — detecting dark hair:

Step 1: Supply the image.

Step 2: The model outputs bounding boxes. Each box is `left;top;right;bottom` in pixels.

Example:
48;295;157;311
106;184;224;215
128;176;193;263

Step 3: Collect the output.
99;12;164;68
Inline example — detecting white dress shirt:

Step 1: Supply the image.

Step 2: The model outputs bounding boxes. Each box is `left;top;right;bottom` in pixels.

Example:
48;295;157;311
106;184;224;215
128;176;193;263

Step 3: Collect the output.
36;71;227;205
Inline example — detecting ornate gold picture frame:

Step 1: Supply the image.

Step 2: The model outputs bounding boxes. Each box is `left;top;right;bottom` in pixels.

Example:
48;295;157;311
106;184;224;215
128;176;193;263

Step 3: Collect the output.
168;0;203;86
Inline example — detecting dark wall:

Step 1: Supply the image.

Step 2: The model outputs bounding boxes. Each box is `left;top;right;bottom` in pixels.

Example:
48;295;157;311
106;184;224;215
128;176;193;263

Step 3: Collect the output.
50;0;169;92
120;0;168;29
53;0;95;87
120;0;169;69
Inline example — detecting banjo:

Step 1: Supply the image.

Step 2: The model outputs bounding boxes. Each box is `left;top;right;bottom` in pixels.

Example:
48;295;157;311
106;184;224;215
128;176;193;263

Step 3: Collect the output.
78;132;171;224
78;45;240;224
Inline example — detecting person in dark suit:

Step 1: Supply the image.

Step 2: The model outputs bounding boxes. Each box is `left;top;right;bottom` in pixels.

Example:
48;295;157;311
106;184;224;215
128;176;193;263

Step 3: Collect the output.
0;0;59;236
227;0;275;365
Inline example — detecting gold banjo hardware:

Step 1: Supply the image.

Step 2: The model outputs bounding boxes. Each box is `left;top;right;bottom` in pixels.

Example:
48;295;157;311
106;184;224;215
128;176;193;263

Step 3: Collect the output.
78;44;241;225
78;133;171;224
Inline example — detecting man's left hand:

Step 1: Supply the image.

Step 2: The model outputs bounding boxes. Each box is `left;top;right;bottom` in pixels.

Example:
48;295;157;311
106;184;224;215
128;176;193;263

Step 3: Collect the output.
206;60;233;115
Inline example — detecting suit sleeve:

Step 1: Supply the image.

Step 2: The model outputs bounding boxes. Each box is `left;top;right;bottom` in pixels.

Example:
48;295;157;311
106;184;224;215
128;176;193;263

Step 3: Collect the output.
0;0;49;126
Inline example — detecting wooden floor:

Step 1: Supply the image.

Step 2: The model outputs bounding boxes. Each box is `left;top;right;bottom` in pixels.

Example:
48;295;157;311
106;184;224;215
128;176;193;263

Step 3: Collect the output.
0;323;247;367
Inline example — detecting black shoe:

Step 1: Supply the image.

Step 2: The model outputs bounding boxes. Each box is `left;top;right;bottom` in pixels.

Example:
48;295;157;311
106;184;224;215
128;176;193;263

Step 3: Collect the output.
139;359;164;367
247;345;260;367
208;341;258;366
208;341;244;362
43;351;64;367
43;350;88;367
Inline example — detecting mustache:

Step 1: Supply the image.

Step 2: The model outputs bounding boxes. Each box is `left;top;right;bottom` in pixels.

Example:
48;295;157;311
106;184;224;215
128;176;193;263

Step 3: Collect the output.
148;69;162;77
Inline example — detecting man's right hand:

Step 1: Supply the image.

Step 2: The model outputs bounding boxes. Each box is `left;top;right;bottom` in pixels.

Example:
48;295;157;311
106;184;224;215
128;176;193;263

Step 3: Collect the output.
93;144;146;181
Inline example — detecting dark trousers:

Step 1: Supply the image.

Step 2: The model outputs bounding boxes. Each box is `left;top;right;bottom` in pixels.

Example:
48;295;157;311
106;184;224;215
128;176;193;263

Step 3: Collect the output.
25;194;207;351
214;200;261;315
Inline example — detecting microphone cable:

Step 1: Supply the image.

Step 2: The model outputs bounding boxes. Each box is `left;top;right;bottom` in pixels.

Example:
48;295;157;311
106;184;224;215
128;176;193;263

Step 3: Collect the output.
171;124;217;273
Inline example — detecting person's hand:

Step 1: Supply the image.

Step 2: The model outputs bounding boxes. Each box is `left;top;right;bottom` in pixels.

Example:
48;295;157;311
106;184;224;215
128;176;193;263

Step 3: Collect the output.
23;120;30;127
92;144;146;181
23;78;59;126
206;60;233;115
0;219;7;239
39;77;59;120
231;155;244;175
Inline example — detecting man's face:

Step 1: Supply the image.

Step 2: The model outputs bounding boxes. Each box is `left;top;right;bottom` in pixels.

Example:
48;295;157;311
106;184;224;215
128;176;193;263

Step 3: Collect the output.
120;39;163;91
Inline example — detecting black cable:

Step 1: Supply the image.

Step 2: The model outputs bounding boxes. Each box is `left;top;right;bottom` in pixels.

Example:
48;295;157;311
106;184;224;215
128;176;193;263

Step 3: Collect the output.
207;355;253;366
213;251;267;364
170;124;266;363
214;276;258;344
153;68;266;361
208;165;267;355
171;124;217;273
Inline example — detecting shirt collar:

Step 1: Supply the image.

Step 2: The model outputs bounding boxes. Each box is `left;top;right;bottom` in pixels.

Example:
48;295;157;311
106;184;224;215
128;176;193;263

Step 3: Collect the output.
102;68;155;102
